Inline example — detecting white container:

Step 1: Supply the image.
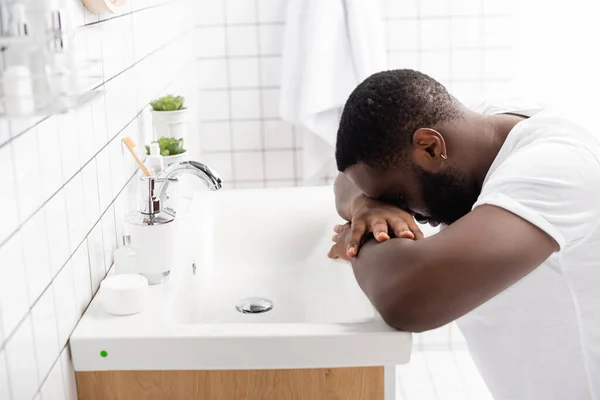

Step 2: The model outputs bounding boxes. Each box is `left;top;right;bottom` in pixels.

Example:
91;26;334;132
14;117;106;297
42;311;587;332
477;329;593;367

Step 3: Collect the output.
150;109;188;141
100;274;149;316
126;217;177;285
145;142;164;174
113;235;138;275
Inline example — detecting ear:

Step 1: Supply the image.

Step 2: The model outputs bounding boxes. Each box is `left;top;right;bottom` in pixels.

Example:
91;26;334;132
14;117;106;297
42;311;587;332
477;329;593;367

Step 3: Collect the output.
410;128;447;172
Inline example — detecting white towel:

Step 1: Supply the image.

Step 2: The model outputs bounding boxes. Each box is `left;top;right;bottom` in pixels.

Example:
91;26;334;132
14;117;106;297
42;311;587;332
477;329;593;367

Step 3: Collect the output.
279;0;387;183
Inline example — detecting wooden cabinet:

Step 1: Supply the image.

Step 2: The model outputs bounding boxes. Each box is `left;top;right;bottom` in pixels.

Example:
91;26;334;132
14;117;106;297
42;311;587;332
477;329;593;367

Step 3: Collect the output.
77;367;384;400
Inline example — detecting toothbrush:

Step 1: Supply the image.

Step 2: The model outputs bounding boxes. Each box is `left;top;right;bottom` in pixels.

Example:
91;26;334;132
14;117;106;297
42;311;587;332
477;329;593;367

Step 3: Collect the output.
121;136;152;177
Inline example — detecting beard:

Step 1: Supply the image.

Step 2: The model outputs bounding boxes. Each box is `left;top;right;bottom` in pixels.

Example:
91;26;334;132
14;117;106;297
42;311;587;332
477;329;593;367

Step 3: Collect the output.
413;166;480;226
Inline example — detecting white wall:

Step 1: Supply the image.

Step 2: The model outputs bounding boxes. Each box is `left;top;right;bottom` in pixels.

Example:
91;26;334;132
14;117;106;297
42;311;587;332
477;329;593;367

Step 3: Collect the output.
195;0;518;187
0;0;198;399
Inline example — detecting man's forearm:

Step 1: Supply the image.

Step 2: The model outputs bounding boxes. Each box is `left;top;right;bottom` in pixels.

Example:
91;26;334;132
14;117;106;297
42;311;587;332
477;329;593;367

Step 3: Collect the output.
334;172;363;221
350;238;425;330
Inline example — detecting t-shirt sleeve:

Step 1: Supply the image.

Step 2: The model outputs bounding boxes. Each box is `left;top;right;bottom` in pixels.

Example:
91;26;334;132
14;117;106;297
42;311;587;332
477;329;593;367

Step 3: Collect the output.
473;140;600;250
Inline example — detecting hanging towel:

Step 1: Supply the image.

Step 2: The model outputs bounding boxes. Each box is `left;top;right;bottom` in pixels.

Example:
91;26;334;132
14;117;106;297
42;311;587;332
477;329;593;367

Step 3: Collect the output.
279;0;387;183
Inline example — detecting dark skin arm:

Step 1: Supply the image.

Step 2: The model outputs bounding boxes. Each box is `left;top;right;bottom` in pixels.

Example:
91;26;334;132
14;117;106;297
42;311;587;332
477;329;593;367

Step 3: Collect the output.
329;205;557;332
334;173;424;257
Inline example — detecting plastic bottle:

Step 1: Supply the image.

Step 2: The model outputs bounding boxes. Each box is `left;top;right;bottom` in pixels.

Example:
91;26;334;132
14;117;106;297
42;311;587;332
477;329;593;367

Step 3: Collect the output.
113;235;138;275
145;142;164;175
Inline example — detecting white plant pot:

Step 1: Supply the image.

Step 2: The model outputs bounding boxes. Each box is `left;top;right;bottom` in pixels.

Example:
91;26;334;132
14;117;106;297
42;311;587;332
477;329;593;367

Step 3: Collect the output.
162;151;188;168
150;109;188;141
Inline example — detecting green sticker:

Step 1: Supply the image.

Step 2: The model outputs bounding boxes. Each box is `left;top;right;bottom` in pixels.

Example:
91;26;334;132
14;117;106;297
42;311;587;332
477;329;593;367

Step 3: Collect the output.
100;350;108;358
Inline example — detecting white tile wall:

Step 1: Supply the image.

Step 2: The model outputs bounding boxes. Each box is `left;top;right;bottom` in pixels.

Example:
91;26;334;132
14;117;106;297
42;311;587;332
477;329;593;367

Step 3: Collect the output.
195;0;517;187
0;0;199;398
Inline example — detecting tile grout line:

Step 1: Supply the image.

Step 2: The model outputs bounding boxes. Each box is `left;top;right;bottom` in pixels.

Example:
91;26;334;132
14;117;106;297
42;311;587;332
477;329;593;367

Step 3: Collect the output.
254;0;268;188
221;0;237;186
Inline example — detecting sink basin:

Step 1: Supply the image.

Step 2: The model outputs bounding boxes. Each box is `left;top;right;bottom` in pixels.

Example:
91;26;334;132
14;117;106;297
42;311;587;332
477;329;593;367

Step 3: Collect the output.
170;186;374;325
70;186;412;372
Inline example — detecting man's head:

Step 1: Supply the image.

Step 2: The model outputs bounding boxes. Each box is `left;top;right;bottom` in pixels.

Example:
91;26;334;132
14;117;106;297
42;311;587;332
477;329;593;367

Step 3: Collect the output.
336;69;480;226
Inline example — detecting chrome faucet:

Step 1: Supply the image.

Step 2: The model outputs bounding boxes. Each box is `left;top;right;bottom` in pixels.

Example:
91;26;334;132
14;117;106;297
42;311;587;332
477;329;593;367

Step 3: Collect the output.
157;161;222;206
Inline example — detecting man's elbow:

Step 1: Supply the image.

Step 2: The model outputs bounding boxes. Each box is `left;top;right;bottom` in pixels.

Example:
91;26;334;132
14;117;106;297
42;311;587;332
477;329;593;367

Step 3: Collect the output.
377;295;449;333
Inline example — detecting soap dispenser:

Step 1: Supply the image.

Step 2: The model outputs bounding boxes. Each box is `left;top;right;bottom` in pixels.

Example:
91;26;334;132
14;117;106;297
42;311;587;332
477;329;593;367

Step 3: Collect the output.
126;177;177;284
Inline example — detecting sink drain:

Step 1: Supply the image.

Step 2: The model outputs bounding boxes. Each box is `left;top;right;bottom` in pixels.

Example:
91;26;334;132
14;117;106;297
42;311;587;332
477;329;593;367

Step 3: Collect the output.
235;298;273;314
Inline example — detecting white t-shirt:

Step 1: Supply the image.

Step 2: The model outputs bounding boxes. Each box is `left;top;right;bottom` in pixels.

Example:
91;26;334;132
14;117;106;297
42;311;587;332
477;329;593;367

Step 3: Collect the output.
457;104;600;399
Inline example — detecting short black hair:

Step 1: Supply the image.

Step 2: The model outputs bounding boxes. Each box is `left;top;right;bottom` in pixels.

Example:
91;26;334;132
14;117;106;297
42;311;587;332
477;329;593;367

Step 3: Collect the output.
335;69;462;171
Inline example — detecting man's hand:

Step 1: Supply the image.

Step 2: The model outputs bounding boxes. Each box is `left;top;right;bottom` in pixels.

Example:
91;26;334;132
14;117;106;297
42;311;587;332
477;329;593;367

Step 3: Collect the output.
346;195;424;258
328;223;353;261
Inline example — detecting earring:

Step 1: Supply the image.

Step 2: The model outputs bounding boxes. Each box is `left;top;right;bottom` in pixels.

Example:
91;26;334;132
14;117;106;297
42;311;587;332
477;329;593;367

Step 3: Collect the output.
440;153;448;160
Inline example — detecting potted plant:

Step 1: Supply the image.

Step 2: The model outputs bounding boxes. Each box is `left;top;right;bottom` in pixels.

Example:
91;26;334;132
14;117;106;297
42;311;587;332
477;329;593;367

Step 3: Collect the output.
149;94;188;141
145;136;187;167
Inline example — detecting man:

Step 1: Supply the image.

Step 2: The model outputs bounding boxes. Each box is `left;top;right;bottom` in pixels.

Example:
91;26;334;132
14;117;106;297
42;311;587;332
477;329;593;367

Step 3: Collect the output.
328;69;600;399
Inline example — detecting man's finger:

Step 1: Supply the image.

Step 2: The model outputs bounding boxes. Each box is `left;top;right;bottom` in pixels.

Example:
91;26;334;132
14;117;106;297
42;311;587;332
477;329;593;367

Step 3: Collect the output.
328;245;338;259
332;234;338;242
388;218;415;239
333;225;343;233
347;221;367;257
369;219;390;242
405;218;425;240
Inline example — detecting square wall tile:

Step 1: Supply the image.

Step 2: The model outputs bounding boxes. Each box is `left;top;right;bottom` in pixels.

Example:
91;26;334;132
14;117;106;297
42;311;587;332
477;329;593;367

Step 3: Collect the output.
195;0;225;25
258;0;287;22
81;160;101;229
385;0;418;18
419;0;450;16
232;121;263;150
259;25;284;55
260;57;282;86
451;49;483;80
53;259;79;348
266;180;296;188
226;0;256;23
483;49;516;80
234;181;265;189
199;122;231;152
198;90;230;121
227;26;259;56
57;112;81;183
0;144;19;244
109;138;126;199
265;151;295;180
12;127;43;222
0;233;29;338
20;211;52;306
451;0;481;16
5;316;39;400
45;190;71;276
420;19;450;49
37;117;64;199
230;90;261;119
387;20;419;51
420;50;451;82
261;89;280;119
71;242;92;317
0;351;11;400
451;17;483;48
87;225;105;294
233;152;264;181
199;153;233;182
102;206;117;273
95;148;114;212
229;58;260;88
65;173;87;254
60;348;78;400
77;105;96;166
483;0;515;16
31;286;60;383
483;16;516;48
197;59;228;89
41;357;65;400
196;27;227;57
450;81;484;104
388;52;420;71
264;120;294;148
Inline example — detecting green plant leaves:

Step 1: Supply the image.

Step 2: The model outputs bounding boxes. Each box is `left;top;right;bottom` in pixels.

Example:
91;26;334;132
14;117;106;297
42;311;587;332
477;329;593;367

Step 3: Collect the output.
149;95;185;111
145;137;186;156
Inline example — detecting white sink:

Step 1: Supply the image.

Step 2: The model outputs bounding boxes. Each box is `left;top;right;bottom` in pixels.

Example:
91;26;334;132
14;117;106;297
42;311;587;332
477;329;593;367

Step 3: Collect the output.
70;186;412;372
170;186;374;325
